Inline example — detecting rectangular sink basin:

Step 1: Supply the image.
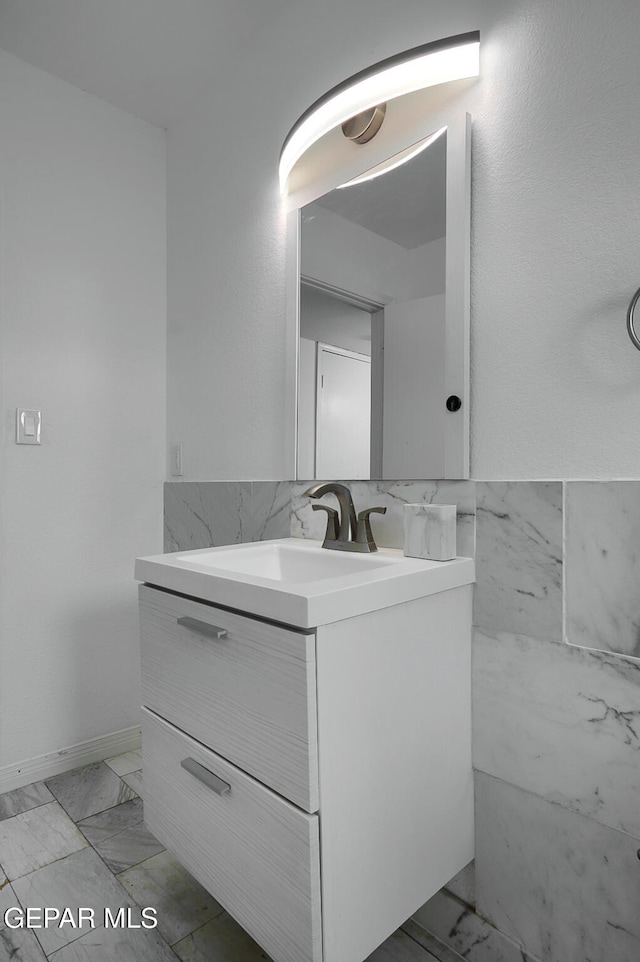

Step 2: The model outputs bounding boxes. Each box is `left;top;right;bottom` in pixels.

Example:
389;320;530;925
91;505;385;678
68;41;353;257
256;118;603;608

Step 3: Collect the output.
174;540;401;583
135;538;474;629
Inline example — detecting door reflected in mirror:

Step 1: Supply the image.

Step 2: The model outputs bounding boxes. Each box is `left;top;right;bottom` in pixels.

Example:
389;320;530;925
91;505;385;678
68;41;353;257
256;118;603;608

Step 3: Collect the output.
295;117;470;480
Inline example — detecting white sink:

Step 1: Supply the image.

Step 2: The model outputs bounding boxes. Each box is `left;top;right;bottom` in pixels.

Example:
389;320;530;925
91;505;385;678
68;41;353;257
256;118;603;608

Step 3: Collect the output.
174;540;401;582
135;538;474;629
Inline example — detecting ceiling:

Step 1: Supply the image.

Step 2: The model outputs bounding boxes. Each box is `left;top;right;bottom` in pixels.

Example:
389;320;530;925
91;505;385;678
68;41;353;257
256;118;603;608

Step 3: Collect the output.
0;0;290;128
314;130;447;249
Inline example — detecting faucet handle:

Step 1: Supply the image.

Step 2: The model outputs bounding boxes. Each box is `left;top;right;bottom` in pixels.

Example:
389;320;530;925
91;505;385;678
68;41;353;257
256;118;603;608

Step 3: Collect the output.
355;506;387;551
312;504;340;545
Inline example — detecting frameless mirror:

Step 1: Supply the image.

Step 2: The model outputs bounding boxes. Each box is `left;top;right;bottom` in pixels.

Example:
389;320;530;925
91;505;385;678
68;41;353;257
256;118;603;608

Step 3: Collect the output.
289;114;470;480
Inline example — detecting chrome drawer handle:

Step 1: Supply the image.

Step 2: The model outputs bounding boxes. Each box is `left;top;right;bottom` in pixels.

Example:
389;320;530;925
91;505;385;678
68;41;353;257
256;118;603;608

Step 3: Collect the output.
181;757;231;796
176;616;228;639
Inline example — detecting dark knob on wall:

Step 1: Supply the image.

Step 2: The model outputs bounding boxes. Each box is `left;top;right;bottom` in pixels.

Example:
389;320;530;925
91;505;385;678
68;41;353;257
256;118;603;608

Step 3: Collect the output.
446;395;462;412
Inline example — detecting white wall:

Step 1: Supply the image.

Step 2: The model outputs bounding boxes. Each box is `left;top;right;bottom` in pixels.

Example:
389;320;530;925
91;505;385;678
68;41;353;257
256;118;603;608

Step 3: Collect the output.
301;205;445;306
167;0;640;480
0;52;166;777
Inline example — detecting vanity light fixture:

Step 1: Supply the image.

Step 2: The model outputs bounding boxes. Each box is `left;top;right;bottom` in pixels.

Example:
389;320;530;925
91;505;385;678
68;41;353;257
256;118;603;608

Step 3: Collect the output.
337;125;447;189
279;30;479;193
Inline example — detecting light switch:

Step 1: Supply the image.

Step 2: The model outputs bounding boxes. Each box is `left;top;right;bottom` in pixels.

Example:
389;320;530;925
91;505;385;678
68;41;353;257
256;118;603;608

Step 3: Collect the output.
16;408;42;445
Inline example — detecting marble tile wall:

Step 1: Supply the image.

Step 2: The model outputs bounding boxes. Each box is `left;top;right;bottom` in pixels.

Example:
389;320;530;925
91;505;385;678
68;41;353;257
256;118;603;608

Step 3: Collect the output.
415;479;640;962
474;481;563;641
565;480;640;657
165;479;476;555
473;628;640;837
164;482;291;551
475;773;640;962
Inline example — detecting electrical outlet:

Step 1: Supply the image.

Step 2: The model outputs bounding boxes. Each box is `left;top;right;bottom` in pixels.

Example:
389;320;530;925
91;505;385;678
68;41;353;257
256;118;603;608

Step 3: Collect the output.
170;442;183;477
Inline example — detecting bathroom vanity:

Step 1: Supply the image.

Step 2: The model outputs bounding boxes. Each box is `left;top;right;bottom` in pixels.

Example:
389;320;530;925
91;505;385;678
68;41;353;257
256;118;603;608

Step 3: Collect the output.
135;538;474;962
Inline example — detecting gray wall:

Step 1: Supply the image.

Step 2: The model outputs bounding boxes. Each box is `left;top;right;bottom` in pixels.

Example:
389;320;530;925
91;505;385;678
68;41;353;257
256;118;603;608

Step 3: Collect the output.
0;50;166;782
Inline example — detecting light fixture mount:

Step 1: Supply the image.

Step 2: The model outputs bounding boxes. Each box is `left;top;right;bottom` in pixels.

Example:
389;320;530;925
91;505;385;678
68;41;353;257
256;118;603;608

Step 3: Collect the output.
279;30;480;192
342;104;387;144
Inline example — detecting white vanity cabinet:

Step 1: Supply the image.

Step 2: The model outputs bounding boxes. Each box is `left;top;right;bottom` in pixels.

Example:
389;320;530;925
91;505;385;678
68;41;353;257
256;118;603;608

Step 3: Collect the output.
138;578;473;962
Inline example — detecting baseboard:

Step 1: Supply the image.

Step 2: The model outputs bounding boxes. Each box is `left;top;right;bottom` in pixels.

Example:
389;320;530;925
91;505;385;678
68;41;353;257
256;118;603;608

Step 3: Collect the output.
0;726;142;794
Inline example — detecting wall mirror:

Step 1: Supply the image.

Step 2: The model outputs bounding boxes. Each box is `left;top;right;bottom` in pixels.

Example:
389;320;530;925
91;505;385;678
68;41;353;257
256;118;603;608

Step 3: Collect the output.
286;113;471;481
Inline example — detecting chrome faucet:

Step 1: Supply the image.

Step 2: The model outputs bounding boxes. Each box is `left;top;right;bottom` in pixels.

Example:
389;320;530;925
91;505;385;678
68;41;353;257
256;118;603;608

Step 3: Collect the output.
304;482;386;552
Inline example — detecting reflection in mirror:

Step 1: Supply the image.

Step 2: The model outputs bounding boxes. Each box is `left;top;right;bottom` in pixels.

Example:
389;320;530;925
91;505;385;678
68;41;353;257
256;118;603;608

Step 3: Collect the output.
295;118;470;481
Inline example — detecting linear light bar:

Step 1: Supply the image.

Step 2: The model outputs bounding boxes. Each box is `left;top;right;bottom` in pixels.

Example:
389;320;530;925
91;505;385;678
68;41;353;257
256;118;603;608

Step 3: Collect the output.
279;31;479;193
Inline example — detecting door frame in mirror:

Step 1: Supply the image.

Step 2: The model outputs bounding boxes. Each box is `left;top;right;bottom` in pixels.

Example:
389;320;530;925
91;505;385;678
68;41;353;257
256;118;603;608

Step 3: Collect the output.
283;112;471;481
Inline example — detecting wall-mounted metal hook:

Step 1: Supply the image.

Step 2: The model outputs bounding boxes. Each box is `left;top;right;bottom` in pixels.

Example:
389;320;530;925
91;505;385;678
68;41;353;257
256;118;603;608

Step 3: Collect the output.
627;286;640;351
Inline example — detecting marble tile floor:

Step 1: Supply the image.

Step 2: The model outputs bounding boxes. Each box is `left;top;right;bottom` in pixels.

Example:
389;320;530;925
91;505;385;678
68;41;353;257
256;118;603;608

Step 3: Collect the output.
0;753;448;962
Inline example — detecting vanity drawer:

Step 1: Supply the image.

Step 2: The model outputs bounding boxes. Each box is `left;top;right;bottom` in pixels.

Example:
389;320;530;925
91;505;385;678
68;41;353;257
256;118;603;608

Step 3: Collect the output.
139;585;318;812
142;707;322;962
